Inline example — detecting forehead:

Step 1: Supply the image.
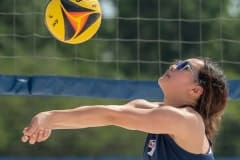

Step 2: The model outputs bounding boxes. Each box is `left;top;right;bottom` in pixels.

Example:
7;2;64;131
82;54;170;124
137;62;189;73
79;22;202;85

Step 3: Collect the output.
187;58;204;70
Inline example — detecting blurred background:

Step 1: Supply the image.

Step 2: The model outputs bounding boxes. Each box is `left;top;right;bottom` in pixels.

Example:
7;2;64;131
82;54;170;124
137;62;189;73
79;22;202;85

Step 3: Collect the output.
0;0;240;159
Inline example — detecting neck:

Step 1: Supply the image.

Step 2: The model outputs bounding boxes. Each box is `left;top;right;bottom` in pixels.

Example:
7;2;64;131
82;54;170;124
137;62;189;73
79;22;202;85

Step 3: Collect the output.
163;96;196;108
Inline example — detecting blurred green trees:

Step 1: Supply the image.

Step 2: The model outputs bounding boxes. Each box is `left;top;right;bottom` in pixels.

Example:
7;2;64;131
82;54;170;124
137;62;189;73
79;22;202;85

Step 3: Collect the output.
0;0;239;157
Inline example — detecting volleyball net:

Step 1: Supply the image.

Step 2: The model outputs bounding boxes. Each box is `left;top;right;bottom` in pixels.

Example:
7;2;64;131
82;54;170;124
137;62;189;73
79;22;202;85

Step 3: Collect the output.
0;0;240;100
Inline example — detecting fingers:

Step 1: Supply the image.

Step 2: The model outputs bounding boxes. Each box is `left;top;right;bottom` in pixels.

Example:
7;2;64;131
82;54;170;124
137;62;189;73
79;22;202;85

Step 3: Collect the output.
22;128;30;143
21;135;29;143
22;128;52;144
23;124;38;137
37;130;44;142
22;126;38;144
37;129;50;142
43;129;51;141
22;127;30;136
29;132;38;144
22;113;51;144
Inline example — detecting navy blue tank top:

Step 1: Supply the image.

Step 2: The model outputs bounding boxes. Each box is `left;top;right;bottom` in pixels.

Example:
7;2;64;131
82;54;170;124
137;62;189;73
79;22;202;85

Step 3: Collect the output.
143;134;214;160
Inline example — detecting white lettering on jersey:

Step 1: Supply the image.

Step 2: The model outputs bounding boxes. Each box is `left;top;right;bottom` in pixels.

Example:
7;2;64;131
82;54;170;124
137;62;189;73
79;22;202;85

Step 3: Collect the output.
147;139;156;156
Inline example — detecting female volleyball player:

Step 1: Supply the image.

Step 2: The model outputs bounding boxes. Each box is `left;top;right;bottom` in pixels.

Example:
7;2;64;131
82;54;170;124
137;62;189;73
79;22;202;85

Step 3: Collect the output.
21;57;228;160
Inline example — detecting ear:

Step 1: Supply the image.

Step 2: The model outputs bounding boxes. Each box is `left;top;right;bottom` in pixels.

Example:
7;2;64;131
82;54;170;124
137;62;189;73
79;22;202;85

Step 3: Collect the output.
189;85;203;99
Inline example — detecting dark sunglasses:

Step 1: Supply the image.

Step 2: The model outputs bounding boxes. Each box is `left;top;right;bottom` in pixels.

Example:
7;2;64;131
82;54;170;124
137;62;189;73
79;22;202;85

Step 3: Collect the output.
175;60;199;83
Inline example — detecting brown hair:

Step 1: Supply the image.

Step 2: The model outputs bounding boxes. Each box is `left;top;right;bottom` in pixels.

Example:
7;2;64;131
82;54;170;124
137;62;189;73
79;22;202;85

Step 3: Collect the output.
195;57;228;142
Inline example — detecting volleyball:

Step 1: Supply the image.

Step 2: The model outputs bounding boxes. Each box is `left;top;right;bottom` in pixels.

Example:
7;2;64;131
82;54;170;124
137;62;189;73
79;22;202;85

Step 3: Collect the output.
44;0;102;44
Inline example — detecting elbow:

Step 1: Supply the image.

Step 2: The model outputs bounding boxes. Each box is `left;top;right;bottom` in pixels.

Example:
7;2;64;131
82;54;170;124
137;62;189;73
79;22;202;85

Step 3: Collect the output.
104;107;123;126
101;106;122;124
105;107;138;131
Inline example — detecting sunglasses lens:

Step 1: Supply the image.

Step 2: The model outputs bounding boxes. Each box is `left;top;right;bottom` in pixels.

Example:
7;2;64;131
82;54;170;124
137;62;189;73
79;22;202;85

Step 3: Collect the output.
176;61;188;70
175;60;199;83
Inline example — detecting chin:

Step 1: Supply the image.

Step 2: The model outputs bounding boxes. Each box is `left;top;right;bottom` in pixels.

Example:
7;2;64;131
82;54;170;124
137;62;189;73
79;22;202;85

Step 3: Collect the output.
158;77;165;91
158;77;162;86
158;76;174;96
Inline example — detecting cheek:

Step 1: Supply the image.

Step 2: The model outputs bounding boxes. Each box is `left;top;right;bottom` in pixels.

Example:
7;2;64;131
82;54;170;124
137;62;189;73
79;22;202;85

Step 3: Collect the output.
158;72;193;92
169;73;193;87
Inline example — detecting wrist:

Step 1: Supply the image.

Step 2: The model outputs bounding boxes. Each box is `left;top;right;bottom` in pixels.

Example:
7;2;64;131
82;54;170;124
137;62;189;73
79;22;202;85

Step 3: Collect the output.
37;111;53;129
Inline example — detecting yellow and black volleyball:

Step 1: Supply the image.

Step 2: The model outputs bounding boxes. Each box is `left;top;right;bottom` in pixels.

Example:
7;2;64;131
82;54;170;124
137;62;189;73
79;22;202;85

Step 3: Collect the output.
44;0;102;44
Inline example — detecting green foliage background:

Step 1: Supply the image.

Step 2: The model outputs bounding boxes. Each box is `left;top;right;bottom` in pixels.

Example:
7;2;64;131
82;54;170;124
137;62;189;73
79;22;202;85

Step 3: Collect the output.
0;0;239;158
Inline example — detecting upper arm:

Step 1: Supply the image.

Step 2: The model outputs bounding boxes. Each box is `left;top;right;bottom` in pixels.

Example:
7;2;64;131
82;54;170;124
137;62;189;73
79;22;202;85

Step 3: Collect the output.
126;99;160;109
110;104;194;136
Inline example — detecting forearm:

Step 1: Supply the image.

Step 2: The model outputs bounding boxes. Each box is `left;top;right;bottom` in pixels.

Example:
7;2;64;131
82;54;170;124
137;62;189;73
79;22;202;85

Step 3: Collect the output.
22;101;163;145
44;105;120;130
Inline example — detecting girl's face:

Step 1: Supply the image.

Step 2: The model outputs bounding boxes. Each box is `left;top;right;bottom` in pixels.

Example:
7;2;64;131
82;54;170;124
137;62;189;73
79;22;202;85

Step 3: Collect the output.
158;58;204;96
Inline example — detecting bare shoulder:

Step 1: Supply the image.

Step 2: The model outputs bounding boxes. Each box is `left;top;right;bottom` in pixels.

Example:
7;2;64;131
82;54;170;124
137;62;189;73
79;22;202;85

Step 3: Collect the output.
168;107;208;154
170;106;206;137
175;107;205;127
126;99;161;109
183;107;205;127
157;106;205;133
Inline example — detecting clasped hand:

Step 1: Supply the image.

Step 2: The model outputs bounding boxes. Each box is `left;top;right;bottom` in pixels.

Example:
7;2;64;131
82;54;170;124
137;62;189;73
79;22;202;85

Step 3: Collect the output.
21;112;52;144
